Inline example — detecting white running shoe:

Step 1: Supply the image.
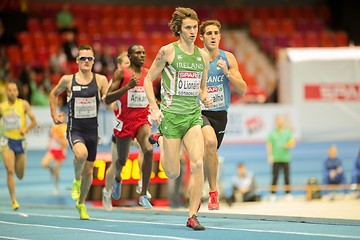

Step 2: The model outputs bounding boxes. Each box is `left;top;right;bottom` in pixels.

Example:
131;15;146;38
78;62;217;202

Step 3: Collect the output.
136;182;152;199
102;187;113;212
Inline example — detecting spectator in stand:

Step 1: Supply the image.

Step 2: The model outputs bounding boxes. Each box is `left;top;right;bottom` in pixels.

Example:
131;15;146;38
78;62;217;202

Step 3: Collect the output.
0;47;10;102
56;3;76;34
49;47;68;75
62;31;78;62
18;65;33;103
0;18;18;47
100;44;117;79
323;145;347;199
228;162;261;205
351;148;360;197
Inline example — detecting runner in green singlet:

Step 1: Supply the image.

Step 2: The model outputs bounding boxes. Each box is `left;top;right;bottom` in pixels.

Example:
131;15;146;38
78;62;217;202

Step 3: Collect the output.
144;7;212;231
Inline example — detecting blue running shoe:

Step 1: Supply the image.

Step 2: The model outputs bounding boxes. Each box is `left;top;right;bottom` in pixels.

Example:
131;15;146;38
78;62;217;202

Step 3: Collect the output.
112;180;122;200
139;195;153;209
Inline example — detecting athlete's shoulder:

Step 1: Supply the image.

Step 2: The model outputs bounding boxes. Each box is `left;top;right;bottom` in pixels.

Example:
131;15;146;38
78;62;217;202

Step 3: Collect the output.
59;74;73;84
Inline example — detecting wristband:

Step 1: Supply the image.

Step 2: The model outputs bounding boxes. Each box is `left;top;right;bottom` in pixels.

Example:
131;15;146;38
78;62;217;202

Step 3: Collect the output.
226;71;230;78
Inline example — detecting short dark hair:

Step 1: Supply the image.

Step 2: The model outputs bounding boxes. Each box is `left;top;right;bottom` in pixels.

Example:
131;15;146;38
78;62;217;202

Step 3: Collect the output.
128;44;142;55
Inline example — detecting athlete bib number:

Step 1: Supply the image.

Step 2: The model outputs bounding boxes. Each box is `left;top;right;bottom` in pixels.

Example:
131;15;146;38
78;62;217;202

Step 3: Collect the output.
114;119;124;132
202;85;225;110
127;86;148;108
3;114;21;130
176;71;201;96
74;97;97;119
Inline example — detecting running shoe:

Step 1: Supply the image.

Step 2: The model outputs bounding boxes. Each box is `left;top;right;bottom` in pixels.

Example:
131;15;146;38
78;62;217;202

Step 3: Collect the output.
139;195;153;209
102;187;113;212
208;191;219;210
148;132;162;146
112;179;122;200
71;178;81;201
136;182;152;199
186;214;205;230
76;201;89;220
12;200;19;210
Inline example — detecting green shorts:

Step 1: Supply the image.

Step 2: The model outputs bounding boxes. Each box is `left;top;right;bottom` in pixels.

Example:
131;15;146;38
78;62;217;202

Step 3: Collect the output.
158;111;203;139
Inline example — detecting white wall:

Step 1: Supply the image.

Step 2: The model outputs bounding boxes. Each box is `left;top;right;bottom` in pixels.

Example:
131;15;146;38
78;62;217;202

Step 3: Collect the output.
278;47;360;141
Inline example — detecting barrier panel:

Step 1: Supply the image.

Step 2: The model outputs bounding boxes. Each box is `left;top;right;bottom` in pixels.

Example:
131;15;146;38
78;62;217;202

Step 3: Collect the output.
87;151;169;206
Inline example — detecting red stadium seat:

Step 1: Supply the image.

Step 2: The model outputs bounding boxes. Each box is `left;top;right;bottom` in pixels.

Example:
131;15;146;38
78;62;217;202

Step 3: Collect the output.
42;18;57;32
304;31;320;47
334;31;349;46
27;18;41;32
319;31;335;47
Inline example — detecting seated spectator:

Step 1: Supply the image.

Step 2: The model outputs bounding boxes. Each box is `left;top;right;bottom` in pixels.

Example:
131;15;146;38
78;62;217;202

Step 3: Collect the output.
49;47;67;75
0;18;18;47
56;3;76;33
99;44;117;78
351;148;360;196
61;31;78;61
323;145;347;198
228;162;261;205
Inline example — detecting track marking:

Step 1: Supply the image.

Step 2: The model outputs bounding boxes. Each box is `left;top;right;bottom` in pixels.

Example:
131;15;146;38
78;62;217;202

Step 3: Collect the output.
0;237;29;240
1;211;359;239
0;220;197;240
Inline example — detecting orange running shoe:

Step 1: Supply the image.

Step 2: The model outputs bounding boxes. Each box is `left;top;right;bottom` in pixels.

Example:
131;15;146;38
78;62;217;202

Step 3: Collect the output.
208;191;219;210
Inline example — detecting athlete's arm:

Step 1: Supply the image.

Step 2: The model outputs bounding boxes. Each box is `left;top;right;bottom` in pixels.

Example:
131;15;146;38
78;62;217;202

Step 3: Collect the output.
225;51;247;96
22;100;37;135
50;75;70;124
199;48;212;108
144;44;172;125
104;68;136;104
95;73;110;108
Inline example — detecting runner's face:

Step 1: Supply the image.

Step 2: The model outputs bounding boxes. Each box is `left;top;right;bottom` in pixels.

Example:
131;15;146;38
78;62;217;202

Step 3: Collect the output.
202;25;221;50
180;18;198;43
129;45;146;67
6;83;19;102
77;49;95;71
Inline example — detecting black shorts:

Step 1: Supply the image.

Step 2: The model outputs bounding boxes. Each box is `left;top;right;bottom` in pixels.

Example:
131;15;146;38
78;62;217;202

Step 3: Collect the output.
67;128;98;162
201;110;227;149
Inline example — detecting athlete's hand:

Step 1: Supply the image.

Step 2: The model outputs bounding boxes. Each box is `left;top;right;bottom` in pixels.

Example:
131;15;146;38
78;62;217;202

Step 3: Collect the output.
217;57;229;75
201;97;213;108
151;109;164;126
128;77;139;89
52;112;66;124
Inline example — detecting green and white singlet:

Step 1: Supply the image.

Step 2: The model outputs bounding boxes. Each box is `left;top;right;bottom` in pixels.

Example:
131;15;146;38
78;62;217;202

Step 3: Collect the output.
160;42;205;114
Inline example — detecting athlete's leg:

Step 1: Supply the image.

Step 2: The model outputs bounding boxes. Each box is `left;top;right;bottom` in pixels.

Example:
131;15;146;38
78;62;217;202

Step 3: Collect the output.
41;151;54;172
115;137;132;181
77;160;94;204
72;142;88;181
160;136;182;179
53;159;62;189
135;124;153;196
202;125;218;192
183;125;204;218
104;142;117;192
2;148;17;203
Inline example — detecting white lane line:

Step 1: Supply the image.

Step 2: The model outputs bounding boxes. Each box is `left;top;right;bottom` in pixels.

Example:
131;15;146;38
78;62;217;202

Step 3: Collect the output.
1;211;359;239
0;236;29;240
0;220;197;240
204;226;360;239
